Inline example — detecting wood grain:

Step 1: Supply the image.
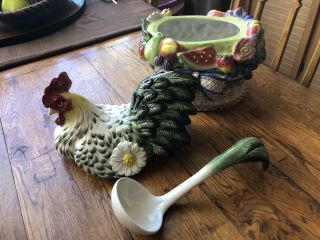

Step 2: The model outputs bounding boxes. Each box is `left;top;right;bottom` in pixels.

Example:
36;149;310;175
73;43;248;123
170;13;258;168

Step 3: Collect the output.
241;0;252;13
126;34;320;195
300;40;320;87
126;35;320;239
300;11;320;90
145;0;159;7
125;34;320;201
254;0;313;78
0;122;27;240
183;112;320;239
270;0;302;71
253;0;267;20
85;44;247;239
0;32;141;81
230;0;241;9
176;123;320;239
290;0;320;79
125;34;320;238
1;31;320;239
0;58;130;239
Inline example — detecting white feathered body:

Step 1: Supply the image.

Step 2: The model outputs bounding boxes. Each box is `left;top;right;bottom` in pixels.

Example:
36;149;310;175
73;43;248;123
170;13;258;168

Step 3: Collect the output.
46;70;199;178
53;94;132;177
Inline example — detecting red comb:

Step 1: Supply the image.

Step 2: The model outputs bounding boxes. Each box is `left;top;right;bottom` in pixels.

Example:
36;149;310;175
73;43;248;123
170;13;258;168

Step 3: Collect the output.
44;72;72;95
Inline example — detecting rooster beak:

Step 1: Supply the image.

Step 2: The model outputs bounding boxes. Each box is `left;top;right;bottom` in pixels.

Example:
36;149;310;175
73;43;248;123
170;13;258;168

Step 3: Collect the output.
48;108;58;115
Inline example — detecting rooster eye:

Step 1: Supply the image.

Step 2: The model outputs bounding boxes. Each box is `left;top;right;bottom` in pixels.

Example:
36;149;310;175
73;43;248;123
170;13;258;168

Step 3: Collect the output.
57;101;64;108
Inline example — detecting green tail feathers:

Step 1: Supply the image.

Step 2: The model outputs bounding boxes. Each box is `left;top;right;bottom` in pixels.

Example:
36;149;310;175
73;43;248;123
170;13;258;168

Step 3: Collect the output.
129;70;199;156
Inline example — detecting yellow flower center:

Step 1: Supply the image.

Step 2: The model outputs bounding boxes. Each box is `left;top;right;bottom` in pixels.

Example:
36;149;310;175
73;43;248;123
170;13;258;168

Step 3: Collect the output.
122;154;135;166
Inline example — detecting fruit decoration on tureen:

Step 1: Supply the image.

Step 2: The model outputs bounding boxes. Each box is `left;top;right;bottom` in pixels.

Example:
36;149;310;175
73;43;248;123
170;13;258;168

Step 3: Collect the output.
139;8;266;98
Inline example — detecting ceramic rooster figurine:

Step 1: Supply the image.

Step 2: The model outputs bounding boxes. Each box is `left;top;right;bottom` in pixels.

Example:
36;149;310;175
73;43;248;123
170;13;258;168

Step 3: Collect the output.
42;71;198;178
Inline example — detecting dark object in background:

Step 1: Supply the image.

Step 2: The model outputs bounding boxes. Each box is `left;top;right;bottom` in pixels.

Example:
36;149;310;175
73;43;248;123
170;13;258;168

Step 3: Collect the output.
155;0;184;15
0;0;85;47
158;0;184;9
0;0;157;70
184;0;231;15
0;0;66;25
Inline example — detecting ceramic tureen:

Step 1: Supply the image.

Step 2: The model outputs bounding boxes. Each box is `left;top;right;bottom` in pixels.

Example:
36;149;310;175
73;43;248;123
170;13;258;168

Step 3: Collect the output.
139;8;266;110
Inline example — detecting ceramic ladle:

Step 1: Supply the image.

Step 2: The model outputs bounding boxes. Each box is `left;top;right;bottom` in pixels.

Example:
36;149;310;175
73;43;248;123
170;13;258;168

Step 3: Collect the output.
111;137;269;235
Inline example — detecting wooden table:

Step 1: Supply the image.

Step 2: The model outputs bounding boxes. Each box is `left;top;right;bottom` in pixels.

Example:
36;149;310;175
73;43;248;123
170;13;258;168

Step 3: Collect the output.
0;32;319;240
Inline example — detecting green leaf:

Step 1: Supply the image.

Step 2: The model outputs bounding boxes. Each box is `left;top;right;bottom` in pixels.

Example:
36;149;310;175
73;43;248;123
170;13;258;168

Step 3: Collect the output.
159;120;180;130
149;142;169;156
139;78;153;89
152;77;170;85
154;136;171;147
152;82;169;89
162;71;199;86
167;86;195;101
131;132;143;146
132;108;148;120
167;102;197;114
131;93;143;111
157;130;190;144
136;120;155;129
155;110;191;124
147;103;164;115
140;130;154;137
142;90;157;103
154;91;175;102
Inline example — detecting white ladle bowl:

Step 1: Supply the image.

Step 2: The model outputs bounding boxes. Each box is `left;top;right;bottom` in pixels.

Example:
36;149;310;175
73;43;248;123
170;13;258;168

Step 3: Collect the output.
111;177;164;234
111;137;269;235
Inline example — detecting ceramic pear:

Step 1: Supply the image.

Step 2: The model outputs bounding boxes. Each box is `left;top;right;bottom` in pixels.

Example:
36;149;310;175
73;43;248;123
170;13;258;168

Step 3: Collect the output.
1;0;30;11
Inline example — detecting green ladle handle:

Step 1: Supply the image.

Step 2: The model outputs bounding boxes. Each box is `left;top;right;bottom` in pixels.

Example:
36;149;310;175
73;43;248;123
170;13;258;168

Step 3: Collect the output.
160;137;269;212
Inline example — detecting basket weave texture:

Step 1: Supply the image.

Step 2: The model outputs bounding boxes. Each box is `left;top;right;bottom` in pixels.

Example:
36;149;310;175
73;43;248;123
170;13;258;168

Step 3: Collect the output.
176;70;249;111
193;79;248;111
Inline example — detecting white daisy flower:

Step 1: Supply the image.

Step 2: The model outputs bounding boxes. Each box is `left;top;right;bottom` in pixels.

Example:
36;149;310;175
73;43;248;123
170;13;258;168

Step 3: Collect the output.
110;141;147;177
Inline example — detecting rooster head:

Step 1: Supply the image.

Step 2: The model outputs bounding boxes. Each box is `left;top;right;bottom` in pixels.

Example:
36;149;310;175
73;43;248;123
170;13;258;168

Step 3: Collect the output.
42;72;73;126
